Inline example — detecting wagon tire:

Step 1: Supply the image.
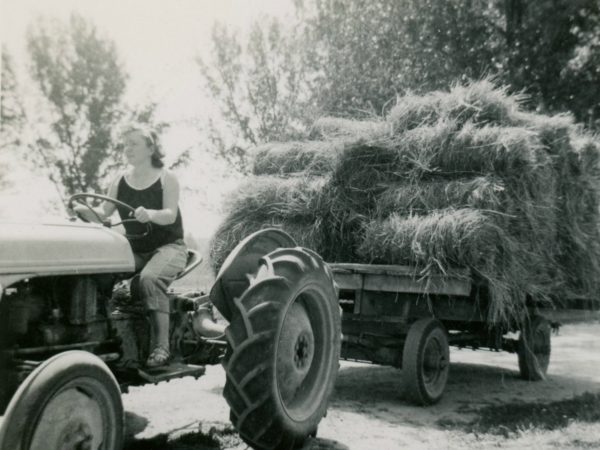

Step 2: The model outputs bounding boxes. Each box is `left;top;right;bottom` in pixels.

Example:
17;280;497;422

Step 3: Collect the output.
402;318;449;405
222;246;340;450
518;315;551;381
0;350;123;450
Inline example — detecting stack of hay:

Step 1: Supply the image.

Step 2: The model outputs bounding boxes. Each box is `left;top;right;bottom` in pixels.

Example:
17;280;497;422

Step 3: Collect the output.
210;80;600;324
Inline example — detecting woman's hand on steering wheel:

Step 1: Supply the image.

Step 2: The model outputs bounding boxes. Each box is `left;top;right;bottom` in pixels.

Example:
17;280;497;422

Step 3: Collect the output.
68;193;152;240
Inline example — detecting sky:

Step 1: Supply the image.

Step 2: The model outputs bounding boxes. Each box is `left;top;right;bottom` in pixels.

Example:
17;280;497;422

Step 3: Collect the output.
0;0;295;236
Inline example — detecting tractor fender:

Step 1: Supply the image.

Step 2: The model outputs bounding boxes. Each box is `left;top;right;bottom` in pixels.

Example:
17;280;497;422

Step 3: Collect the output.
210;228;296;321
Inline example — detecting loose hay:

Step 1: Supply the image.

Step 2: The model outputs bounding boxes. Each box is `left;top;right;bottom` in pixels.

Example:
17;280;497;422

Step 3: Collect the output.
358;206;560;323
389;78;527;133
375;177;507;215
309;116;390;140
252;141;344;176
211;79;600;325
209;176;329;271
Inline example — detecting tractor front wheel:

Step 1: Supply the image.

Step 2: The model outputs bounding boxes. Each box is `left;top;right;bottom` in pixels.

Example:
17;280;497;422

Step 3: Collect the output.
0;351;123;450
222;247;341;450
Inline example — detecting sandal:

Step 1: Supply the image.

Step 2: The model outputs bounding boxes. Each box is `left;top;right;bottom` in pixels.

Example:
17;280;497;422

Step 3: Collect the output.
146;345;170;368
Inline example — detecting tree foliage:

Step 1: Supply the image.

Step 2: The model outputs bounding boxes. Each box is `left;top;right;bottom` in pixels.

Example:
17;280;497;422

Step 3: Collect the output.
26;14;128;195
201;0;600;173
198;19;314;173
1;47;25;151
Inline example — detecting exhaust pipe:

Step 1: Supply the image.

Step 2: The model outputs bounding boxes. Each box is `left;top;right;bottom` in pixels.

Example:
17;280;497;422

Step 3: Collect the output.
191;306;226;339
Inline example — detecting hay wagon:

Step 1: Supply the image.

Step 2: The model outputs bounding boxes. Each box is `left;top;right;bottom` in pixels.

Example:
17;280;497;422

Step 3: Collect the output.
331;262;553;405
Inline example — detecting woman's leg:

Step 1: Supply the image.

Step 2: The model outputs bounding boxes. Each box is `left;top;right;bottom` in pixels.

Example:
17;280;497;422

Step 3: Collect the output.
151;310;170;350
138;241;188;366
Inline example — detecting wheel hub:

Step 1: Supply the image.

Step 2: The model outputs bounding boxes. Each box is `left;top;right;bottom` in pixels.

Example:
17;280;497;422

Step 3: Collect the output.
59;422;93;450
277;300;315;407
294;333;311;369
425;352;447;372
29;386;104;450
421;333;449;394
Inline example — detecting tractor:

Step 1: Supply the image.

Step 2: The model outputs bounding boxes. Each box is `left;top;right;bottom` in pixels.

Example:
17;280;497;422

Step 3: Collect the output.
0;194;341;450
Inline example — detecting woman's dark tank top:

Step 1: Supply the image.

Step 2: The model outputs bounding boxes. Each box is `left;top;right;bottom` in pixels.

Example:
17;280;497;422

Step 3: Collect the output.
116;173;184;253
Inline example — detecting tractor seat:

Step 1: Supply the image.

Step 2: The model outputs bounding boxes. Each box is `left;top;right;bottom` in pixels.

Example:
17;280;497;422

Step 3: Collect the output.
175;249;203;281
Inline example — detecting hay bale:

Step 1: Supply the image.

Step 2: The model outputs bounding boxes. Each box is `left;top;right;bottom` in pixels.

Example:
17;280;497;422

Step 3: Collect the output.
358;208;508;268
389;79;526;133
209;176;329;271
357;208;542;323
210;217;325;273
442;123;548;176
375;176;507;215
446;80;526;126
310;117;390;140
333;120;551;198
210;79;600;325
330;140;402;212
388;91;446;133
252;141;343;176
552;132;600;298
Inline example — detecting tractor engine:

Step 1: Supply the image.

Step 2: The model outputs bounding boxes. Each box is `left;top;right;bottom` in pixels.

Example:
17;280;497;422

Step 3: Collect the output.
0;274;123;413
0;275;114;350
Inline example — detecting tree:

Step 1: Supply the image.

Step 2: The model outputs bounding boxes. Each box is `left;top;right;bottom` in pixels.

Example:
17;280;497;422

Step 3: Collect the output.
26;14;128;195
564;15;600;128
298;0;501;114
499;0;600;124
198;18;315;173
201;0;600;173
0;48;26;188
1;47;25;151
301;0;600;118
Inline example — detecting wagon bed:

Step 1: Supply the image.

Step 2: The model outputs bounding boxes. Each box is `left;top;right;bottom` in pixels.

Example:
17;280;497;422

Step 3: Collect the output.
328;262;551;405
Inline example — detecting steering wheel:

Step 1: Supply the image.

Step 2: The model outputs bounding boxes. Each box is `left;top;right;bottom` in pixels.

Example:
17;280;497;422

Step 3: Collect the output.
68;193;152;240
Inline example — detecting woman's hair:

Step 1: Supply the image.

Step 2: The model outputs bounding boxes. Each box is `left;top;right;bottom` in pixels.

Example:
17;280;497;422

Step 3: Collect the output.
122;126;165;168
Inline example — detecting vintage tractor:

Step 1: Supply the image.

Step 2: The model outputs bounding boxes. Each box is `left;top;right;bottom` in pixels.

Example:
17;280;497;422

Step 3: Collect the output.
0;194;341;450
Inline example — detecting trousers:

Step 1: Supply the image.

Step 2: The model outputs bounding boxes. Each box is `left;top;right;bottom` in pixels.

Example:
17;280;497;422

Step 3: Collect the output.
134;239;187;314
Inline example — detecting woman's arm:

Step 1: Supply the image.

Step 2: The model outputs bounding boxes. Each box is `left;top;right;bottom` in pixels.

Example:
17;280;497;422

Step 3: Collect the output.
134;171;180;225
72;177;119;223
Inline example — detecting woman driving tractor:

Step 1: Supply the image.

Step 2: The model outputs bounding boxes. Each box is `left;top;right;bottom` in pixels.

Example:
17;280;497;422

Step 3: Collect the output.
74;126;187;368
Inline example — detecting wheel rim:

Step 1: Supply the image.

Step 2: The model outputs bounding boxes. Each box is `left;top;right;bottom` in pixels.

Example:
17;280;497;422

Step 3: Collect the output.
421;331;449;399
29;377;117;450
276;287;332;422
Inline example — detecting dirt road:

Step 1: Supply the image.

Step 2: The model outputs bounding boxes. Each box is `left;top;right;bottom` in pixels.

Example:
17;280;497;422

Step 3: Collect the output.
124;322;600;449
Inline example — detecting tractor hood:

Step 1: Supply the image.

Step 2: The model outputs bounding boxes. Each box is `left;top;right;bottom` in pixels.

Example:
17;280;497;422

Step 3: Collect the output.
0;220;135;287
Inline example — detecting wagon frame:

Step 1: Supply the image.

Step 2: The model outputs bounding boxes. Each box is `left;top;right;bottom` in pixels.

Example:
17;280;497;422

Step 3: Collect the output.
331;262;552;405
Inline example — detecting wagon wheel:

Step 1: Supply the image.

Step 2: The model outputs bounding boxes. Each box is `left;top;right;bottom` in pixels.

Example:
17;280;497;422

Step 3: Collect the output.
518;315;551;381
402;318;449;405
0;351;123;450
217;235;340;450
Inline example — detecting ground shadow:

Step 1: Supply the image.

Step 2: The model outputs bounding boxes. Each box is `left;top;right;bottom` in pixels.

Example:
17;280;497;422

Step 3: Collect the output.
124;411;150;440
123;415;349;450
124;420;241;450
330;360;600;433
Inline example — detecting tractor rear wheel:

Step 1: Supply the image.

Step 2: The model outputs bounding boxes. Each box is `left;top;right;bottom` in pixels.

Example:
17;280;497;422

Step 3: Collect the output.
518;315;551;381
0;350;123;450
222;247;340;450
